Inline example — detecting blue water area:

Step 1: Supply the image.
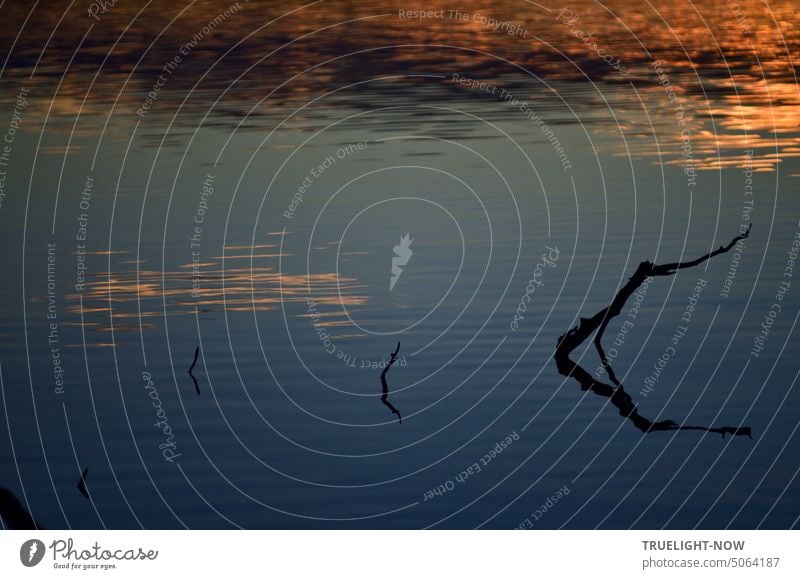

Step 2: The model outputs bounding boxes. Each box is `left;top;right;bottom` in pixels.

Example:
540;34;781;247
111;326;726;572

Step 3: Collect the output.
0;0;798;529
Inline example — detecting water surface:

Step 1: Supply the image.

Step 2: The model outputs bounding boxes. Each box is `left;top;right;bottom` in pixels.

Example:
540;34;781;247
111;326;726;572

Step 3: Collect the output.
0;0;799;529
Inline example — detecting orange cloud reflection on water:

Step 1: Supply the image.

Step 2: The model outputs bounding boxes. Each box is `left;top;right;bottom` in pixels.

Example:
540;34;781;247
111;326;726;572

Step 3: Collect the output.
66;252;369;333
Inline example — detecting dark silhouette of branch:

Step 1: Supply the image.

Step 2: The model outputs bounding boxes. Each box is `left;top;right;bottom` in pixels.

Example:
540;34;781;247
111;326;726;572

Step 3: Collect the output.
556;226;752;437
380;342;402;424
77;467;89;500
0;488;43;530
187;346;200;395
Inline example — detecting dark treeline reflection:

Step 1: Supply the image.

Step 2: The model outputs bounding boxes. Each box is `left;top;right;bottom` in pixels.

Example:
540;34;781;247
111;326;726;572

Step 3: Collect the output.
1;0;798;167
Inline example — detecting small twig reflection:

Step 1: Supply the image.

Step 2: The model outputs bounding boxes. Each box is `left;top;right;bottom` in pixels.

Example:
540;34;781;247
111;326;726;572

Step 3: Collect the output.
77;467;89;500
188;346;200;395
380;342;402;424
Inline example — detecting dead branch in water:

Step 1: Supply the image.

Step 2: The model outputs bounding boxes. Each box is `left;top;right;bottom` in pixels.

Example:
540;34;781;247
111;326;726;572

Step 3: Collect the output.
555;225;752;437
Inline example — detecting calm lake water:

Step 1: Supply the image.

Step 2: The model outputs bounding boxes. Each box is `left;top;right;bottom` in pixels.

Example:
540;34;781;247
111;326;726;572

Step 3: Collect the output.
0;0;799;529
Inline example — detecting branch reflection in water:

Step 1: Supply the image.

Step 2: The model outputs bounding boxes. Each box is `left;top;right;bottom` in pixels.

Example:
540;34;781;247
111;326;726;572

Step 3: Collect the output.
0;487;43;530
555;226;753;438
